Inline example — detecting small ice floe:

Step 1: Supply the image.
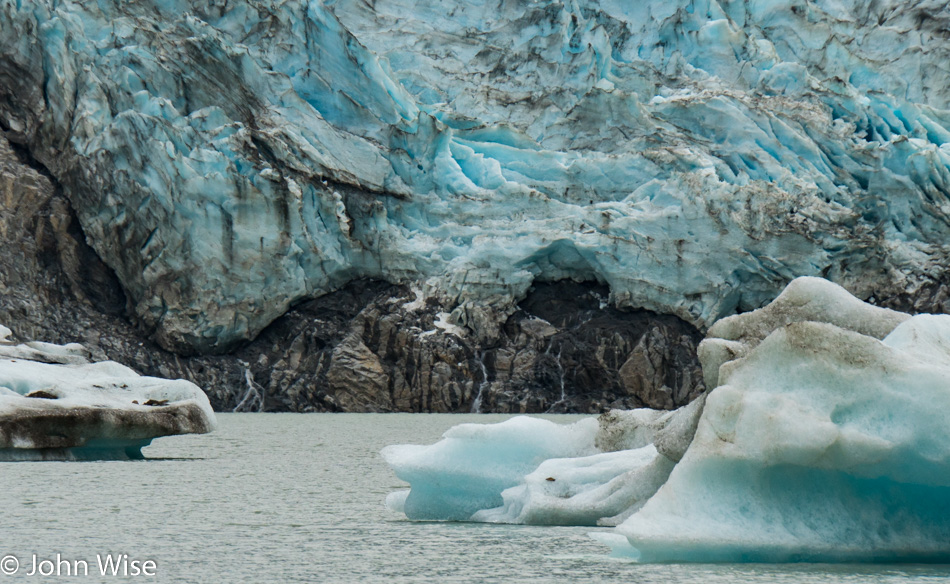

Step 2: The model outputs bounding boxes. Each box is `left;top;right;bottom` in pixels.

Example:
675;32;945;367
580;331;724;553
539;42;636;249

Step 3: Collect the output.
0;326;216;461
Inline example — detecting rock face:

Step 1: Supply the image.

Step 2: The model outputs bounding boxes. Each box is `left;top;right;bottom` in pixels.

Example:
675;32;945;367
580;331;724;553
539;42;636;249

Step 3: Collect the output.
2;0;950;359
227;280;703;413
0;327;215;461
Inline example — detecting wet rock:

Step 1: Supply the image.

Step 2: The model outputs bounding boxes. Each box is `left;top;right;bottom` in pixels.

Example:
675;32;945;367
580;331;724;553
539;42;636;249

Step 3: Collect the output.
326;334;391;411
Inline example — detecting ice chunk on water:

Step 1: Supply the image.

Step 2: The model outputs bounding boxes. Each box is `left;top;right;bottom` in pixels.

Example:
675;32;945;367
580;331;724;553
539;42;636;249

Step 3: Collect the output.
382;416;600;520
382;404;702;524
614;286;950;562
0;327;216;460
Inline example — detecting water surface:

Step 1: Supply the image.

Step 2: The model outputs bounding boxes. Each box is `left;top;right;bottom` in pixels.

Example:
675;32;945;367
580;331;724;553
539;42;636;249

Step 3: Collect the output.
2;414;949;583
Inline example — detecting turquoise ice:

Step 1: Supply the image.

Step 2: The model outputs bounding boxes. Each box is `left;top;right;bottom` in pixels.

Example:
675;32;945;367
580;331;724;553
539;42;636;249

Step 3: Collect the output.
2;2;950;351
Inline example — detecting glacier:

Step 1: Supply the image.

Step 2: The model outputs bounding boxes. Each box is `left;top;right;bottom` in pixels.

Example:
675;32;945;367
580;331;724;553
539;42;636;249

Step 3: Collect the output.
384;277;950;562
0;324;216;460
2;0;950;353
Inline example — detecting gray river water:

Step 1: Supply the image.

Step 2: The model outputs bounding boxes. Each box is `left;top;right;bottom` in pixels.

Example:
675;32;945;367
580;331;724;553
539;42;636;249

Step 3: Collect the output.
2;413;948;583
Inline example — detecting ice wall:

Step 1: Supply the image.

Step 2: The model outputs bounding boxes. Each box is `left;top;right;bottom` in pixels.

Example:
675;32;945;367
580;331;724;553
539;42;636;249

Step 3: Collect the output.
2;1;950;352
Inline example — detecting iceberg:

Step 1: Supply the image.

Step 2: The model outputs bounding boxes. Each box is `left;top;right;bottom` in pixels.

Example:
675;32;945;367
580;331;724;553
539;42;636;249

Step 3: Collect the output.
615;279;950;562
383;395;703;525
382;416;601;521
384;277;950;562
0;326;216;460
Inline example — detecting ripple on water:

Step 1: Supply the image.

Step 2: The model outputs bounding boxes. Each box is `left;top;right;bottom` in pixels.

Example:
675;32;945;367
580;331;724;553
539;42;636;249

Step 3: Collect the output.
2;413;949;583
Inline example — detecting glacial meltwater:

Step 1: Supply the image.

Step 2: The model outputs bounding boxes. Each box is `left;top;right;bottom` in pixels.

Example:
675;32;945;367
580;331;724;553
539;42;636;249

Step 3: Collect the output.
2;414;949;583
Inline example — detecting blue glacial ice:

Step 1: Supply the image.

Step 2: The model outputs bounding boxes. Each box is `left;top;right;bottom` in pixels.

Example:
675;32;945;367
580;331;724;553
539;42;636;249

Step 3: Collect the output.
382;416;601;520
384;278;950;562
3;1;950;351
384;396;702;525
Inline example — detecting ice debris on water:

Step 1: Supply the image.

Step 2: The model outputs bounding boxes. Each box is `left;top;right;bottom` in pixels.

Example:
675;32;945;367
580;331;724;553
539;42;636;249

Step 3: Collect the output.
0;326;216;461
384;277;950;563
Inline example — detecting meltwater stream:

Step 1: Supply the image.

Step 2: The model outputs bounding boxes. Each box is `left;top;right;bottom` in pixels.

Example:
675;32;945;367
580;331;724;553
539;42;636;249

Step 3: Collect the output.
2;414;949;583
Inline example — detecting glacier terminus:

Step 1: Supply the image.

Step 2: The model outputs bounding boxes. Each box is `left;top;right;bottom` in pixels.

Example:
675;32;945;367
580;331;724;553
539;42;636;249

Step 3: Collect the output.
2;0;950;572
2;0;950;358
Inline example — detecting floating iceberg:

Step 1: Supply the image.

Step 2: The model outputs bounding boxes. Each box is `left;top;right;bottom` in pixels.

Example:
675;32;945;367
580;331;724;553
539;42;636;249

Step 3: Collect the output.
383;393;702;525
0;326;216;460
384;277;950;562
382;416;601;521
615;278;950;562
